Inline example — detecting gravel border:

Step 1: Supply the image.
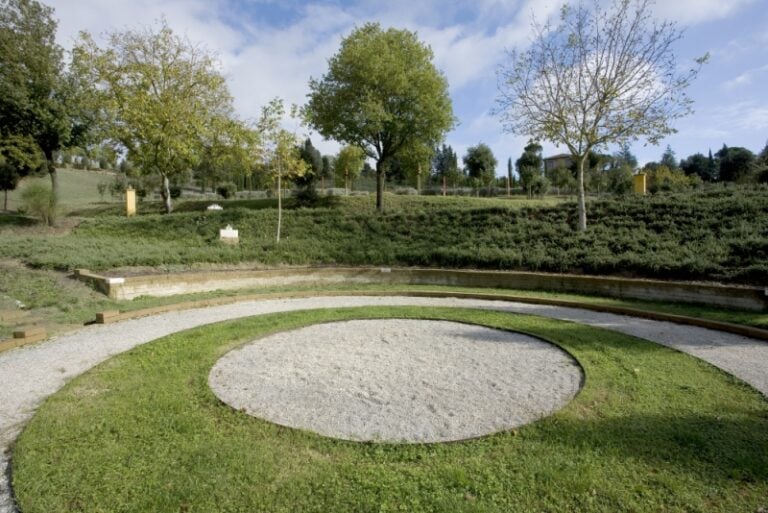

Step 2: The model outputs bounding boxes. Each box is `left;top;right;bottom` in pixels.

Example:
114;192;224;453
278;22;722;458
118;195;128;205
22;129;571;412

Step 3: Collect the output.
2;295;768;512
209;319;583;443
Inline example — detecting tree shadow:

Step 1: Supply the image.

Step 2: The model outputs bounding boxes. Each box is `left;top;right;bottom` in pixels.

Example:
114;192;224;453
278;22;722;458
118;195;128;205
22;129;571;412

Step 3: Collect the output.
534;410;768;484
0;212;38;227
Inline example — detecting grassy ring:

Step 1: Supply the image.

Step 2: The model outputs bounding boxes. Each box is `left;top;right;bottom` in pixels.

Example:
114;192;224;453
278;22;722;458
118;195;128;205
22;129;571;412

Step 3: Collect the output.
13;306;768;512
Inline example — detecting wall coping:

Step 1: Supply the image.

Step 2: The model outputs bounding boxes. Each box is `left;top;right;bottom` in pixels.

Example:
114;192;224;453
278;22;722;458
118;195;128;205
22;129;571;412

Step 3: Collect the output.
70;266;768;312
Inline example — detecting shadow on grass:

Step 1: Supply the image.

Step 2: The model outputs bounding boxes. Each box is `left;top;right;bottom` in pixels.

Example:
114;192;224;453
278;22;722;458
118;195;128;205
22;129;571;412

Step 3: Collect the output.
0;212;38;227
533;410;768;484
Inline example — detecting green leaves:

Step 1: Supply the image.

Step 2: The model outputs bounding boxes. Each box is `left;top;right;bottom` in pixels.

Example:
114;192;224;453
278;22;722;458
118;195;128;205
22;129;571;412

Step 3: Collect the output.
73;21;239;212
305;23;454;210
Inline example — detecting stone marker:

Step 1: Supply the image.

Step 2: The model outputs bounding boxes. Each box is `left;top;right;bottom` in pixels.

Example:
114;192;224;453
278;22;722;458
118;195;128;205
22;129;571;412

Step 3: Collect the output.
126;186;137;216
633;173;647;195
220;224;239;244
207;204;223;211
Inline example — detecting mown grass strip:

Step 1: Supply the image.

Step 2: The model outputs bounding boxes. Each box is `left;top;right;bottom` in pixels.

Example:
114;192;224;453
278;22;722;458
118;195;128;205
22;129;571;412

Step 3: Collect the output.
13;307;768;513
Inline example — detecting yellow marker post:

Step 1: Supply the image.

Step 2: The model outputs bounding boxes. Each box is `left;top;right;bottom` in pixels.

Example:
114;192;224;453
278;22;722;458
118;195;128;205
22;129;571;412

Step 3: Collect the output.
125;186;136;217
633;173;647;195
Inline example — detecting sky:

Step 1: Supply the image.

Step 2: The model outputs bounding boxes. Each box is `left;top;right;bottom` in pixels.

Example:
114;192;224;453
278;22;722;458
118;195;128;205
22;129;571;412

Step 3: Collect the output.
45;0;768;171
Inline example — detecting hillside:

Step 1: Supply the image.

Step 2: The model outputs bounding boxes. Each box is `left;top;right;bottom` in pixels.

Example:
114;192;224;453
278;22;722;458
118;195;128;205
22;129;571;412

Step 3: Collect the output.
2;187;767;284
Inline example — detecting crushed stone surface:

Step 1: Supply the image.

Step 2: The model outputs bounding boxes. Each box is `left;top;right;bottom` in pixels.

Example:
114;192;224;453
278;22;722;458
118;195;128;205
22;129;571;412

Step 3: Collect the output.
209;319;583;443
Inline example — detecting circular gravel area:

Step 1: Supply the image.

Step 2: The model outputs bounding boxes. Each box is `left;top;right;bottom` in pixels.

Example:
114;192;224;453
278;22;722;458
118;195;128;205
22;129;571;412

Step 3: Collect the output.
209;319;583;443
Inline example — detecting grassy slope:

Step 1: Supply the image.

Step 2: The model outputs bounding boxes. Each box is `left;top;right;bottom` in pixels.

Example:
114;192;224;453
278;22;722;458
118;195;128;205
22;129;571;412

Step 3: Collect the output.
14;307;768;512
2;187;767;284
5;168;118;212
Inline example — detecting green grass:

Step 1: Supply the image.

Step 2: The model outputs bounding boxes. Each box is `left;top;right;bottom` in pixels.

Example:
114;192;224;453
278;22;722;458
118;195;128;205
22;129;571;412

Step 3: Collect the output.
6;168;118;212
13;307;768;512
2;187;767;284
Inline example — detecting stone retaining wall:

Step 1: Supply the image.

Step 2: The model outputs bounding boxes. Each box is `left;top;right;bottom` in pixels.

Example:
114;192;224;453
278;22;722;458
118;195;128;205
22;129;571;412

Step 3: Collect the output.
72;267;768;311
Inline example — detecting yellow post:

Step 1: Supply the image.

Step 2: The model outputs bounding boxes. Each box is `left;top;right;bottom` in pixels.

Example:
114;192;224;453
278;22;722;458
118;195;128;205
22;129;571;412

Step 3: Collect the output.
633;173;647;195
125;186;136;217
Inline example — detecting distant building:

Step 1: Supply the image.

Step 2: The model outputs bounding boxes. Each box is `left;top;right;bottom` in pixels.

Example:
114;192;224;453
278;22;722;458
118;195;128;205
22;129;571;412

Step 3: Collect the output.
543;153;573;174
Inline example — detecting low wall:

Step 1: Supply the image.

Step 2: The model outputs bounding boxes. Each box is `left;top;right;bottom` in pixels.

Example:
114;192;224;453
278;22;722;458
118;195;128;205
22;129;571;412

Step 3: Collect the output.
72;267;768;312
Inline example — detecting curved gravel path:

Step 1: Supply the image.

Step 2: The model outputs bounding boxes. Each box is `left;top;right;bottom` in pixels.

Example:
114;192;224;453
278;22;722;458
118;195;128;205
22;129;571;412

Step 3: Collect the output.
209;319;583;443
2;295;768;512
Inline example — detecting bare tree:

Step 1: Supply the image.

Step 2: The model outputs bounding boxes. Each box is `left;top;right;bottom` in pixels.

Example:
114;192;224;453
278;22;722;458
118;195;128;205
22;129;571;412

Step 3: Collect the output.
496;0;706;230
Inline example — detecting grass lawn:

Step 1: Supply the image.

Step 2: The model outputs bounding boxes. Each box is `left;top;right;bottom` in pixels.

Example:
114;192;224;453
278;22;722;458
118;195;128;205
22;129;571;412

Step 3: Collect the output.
13;307;768;513
5;168;118;213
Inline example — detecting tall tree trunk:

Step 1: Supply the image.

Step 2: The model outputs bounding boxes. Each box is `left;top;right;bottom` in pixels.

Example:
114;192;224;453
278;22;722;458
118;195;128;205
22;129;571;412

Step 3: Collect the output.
161;174;173;214
577;155;587;231
3;190;7;211
46;150;58;200
345;167;349;196
376;160;385;212
416;164;422;194
276;162;282;243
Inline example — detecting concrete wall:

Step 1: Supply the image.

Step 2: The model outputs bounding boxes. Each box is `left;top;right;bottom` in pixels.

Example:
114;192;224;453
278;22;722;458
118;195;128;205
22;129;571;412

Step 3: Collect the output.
72;267;768;312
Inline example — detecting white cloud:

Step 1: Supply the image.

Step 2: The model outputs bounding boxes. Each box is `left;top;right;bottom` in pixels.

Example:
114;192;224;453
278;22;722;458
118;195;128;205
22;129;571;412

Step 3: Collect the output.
653;0;755;25
723;64;768;90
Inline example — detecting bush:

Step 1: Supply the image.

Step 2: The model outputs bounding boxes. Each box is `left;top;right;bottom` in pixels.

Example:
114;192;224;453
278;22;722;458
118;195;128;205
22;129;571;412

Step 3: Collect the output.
294;184;320;207
216;182;237;199
169;185;182;199
21;183;57;225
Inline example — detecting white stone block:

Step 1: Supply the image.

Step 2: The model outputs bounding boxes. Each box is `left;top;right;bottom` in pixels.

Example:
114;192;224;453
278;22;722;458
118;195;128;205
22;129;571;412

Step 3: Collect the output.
220;224;239;243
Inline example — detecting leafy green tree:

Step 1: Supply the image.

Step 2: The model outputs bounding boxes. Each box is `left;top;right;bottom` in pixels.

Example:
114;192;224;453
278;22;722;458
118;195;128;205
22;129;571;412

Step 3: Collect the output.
305;23;454;212
399;142;434;192
73;22;236;213
515;141;543;198
716;145;756;183
680;153;714;181
195;116;259;194
463;143;497;194
294;137;322;201
0;0;84;197
647;164;695;193
320;155;334;190
613;142;638;169
299;138;323;177
660;145;678;169
432;144;460;188
497;0;705;230
20;181;56;224
0;134;44;211
335;145;366;194
551;165;576;194
606;166;633;195
258;98;308;242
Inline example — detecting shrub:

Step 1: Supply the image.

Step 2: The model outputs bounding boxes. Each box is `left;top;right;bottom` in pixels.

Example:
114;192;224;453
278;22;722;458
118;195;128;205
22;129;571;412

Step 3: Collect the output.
21;183;57;225
169;185;182;199
216;182;237;199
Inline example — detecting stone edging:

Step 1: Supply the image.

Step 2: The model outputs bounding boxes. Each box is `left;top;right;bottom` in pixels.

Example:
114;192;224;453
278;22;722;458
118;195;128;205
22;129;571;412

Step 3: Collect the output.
73;267;768;311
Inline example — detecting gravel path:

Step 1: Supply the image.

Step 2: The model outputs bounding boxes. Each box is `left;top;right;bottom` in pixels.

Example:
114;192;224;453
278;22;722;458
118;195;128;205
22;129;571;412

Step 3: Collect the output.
209;319;583;443
2;295;768;512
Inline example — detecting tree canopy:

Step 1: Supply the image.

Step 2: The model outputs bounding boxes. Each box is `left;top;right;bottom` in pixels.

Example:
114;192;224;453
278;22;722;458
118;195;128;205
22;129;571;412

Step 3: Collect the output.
305;22;454;211
496;0;705;230
716;145;756;183
334;145;366;193
463;143;497;190
73;21;239;213
0;0;81;196
516;141;544;197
